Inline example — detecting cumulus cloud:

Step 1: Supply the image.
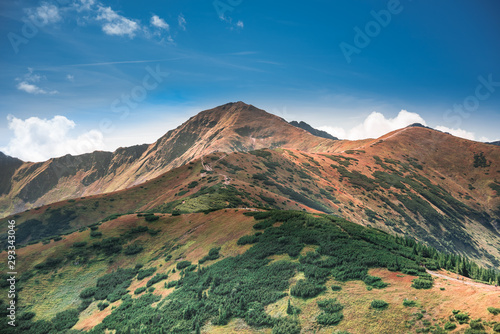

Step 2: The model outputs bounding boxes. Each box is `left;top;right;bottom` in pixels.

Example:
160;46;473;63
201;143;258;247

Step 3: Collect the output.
236;20;244;28
96;6;139;37
16;68;58;95
151;15;169;30
26;2;61;26
319;110;426;140
317;109;494;143
435;126;477;141
1;115;104;162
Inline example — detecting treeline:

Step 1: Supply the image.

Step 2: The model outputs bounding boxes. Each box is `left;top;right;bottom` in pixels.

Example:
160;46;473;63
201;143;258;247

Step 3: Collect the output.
395;236;500;285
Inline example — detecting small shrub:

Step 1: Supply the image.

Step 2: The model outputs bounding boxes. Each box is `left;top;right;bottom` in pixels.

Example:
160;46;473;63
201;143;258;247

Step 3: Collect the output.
371;300;389;310
411;278;433;289
331;285;342;291
79;287;97;299
403;299;417;307
124;244;144;256
455;313;470;324
176;261;191;270
290;279;326;298
134;287;147;295
145;214;160;222
137;267;157;280
90;231;102;238
72;241;87;248
97;301;109;311
488;307;500;315
493;323;500;332
51;309;79;331
317;299;343;313
316;312;343;325
444;322;457;330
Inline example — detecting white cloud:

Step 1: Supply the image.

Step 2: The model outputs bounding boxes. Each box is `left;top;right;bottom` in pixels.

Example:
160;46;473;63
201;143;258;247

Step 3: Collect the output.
96;6;139;37
178;14;186;31
16;69;58;95
236;20;244;28
317;109;494;143
151;15;169;30
319;110;426;140
1;115;104;162
435;126;476;141
66;74;74;81
27;3;61;26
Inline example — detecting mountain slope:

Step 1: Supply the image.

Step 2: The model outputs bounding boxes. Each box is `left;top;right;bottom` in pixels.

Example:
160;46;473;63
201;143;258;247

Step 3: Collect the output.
3;126;499;268
1;210;498;333
2;102;360;218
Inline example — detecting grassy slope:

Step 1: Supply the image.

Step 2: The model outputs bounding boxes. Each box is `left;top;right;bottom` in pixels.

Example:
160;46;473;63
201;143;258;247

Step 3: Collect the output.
1;210;498;333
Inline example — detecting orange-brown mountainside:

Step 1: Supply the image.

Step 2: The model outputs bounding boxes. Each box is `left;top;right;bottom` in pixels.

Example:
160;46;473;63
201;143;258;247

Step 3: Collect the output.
1;102;369;218
3;126;499;268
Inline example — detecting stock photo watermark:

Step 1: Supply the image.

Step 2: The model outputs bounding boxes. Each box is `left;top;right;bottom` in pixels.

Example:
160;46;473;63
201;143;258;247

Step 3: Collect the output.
339;0;409;64
47;64;168;180
213;0;243;19
7;0;70;54
443;74;500;128
5;219;17;327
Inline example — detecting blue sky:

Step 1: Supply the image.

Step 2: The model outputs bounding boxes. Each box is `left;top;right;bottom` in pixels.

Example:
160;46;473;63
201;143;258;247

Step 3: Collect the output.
1;0;499;161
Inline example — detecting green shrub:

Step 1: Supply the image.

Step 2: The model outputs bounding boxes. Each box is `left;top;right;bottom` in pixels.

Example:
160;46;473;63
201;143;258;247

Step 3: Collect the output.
370;300;389;310
72;241;87;248
124;244;144;256
51;309;79;331
455;312;470;324
90;231;102;238
79;287;97;299
317;312;343;325
19;311;36;321
317;299;343;313
199;247;221;263
403;299;417;307
145;214;160;222
272;318;301;334
494;323;500;332
290;279;326;298
364;275;388;289
134;287;147;295
411;278;433;289
237;235;260;245
331;285;342;291
147;273;169;287
488;307;500;315
444;322;456;330
97;302;109;311
137;267;157;280
176;261;192;270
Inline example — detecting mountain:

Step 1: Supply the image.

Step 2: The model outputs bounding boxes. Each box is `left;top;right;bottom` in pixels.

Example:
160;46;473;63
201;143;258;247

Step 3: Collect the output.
2;102;365;218
1;103;500;333
488;141;500;146
3;124;499;268
289;120;339;140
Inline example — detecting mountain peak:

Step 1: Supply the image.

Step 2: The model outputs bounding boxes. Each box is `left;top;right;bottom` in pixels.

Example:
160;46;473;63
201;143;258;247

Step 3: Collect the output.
289;121;339;140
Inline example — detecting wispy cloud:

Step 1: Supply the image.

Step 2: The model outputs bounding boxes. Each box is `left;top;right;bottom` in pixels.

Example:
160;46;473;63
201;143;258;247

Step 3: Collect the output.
236;20;244;28
151;14;169;30
96;6;139;37
16;68;58;95
178;14;186;31
26;2;62;26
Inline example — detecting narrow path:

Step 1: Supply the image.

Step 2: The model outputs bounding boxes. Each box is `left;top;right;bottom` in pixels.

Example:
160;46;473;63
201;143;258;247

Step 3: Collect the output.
427;270;498;291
